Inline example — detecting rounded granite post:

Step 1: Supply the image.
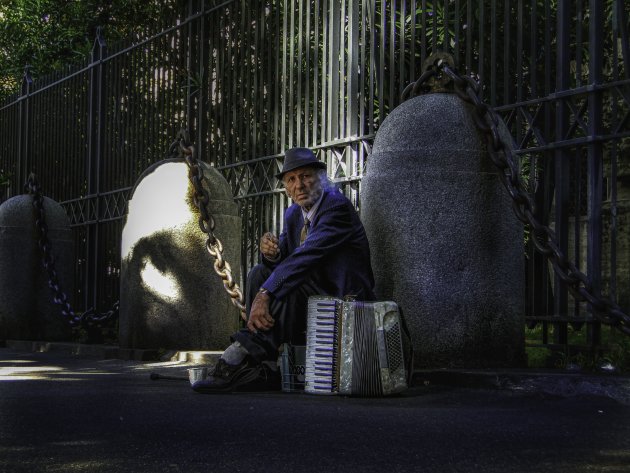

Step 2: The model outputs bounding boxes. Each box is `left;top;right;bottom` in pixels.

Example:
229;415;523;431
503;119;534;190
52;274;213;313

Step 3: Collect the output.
0;195;74;342
361;93;526;368
119;158;241;351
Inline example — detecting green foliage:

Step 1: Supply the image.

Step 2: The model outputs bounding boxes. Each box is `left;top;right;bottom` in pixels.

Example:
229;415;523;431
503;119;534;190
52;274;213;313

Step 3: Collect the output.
525;324;630;374
0;0;185;101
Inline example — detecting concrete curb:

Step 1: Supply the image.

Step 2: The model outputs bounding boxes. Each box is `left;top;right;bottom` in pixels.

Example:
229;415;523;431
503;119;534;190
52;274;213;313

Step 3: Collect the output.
4;340;630;404
414;369;630;405
3;340;222;364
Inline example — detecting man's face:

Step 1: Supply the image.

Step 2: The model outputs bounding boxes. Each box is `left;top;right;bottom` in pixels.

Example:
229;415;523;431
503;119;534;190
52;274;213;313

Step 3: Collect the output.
282;166;323;209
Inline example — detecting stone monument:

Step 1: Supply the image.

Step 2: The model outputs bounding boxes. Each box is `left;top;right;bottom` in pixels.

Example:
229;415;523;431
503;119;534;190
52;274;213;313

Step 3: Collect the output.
119;158;242;350
0;195;74;341
361;93;526;368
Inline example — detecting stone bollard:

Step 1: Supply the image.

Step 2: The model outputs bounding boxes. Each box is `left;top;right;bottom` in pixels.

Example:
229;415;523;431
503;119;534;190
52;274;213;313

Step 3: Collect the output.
0;195;74;341
361;93;525;368
119;158;241;350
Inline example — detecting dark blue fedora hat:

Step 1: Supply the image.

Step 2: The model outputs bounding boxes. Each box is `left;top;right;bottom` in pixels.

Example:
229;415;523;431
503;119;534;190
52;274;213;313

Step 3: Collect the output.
276;147;326;179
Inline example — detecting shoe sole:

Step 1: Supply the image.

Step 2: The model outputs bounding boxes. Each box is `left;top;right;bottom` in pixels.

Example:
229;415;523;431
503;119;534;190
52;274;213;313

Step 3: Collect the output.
192;365;262;394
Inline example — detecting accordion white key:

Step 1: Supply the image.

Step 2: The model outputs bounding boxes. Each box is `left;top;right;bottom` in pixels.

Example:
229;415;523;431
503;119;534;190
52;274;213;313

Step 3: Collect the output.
304;296;412;396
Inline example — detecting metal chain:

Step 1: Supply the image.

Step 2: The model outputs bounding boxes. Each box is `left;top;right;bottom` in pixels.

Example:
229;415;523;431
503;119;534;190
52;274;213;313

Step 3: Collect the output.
27;174;119;328
402;57;630;336
170;132;247;321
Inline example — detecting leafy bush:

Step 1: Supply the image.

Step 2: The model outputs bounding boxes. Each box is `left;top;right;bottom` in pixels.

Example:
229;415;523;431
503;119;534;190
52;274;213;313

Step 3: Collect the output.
526;324;630;374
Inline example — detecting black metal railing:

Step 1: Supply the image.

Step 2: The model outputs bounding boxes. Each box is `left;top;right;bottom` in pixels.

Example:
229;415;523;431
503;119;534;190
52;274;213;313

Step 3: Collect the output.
0;0;628;357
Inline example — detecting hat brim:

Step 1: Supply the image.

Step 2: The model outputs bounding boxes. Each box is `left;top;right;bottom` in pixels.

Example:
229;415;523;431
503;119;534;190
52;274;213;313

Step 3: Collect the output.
275;160;327;179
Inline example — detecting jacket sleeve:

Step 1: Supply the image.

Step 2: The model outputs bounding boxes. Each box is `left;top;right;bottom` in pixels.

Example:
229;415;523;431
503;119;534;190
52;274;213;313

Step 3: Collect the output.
262;201;355;299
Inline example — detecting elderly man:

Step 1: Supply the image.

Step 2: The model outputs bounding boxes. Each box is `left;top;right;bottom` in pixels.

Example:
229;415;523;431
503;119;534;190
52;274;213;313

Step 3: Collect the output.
193;147;375;393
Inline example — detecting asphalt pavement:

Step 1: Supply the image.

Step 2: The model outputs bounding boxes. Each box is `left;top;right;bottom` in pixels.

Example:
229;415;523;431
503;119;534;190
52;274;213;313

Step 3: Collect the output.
1;345;630;473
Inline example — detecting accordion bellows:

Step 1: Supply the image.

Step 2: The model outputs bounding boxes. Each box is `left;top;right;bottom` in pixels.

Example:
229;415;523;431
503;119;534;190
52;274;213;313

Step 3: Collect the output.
305;296;412;396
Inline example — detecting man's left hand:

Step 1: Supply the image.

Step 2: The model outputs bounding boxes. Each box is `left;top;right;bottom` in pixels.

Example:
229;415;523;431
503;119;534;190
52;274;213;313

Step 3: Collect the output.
247;291;275;332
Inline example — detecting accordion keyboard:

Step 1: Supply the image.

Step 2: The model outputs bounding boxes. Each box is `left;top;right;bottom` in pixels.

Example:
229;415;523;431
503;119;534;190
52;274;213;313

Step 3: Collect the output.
305;298;340;394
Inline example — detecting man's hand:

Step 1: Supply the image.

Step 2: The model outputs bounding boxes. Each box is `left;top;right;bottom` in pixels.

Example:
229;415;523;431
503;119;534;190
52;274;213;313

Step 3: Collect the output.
260;232;280;260
247;291;275;332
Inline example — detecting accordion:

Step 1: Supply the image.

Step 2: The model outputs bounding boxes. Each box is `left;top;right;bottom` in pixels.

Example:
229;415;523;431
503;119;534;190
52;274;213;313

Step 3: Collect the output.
304;296;412;396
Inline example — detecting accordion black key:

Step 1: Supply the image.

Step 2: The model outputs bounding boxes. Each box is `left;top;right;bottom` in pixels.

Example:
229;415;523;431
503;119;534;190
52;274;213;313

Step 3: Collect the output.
304;296;412;396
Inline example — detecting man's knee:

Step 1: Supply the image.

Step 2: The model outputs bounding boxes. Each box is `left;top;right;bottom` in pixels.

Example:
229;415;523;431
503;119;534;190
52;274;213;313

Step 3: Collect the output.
247;263;272;287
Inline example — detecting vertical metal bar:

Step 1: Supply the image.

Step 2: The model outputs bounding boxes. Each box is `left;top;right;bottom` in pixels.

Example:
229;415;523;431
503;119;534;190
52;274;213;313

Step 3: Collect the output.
516;0;523;103
288;0;296;148
186;0;195;133
399;0;406;98
465;0;471;72
421;0;427;65
360;0;367;139
389;0;396;112
281;0;289;149
609;0;621;305
576;0;583;88
359;1;367;176
258;2;266;159
140;26;148;170
304;1;311;147
198;0;209;161
215;9;223;162
245;4;256;162
542;0;554;319
478;1;484;87
328;0;340;142
378;0;385;124
616;0;630;80
443;0;449;53
503;0;511;105
453;0;460;66
17;66;33;188
313;0;320;147
347;0;358;189
158;33;169;161
544;0;552;97
490;0;496;105
226;5;234;160
574;154;582;319
258;4;266;157
274;1;282;154
587;0;604;346
530;0;537;97
339;0;346;139
348;0;358;139
236;0;246;160
150;29;158;167
85;29;107;313
131;43;140;178
431;0;437;52
516;0;523;145
367;0;375;136
410;0;416;81
40;84;49;196
554;0;571;344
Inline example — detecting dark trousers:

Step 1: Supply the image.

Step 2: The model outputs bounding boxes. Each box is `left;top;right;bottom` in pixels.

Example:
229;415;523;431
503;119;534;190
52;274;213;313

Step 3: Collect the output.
232;264;324;363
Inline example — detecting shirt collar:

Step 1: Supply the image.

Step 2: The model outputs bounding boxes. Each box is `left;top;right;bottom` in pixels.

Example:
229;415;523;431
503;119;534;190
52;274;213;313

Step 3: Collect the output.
301;190;324;223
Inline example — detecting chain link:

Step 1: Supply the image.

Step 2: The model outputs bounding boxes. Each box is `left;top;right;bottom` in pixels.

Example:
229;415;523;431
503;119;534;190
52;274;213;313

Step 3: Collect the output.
27;174;119;328
402;57;630;336
170;131;247;321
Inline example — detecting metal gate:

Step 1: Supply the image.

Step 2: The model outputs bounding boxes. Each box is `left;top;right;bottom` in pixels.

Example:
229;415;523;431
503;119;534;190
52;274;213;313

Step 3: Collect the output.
0;0;628;356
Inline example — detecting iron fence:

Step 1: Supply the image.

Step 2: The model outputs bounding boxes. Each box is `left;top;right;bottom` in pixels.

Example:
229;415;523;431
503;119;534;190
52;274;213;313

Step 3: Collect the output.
0;0;628;357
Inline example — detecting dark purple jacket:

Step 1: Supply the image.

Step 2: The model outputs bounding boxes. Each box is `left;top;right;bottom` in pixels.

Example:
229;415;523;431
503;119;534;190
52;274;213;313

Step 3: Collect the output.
262;187;375;301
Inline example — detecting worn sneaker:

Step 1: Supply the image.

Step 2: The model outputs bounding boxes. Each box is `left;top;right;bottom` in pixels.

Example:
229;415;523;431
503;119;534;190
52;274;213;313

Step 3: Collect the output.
191;357;262;393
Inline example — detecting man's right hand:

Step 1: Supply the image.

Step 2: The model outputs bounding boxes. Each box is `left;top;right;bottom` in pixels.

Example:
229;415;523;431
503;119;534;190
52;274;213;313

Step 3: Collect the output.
247;291;275;332
260;232;280;260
